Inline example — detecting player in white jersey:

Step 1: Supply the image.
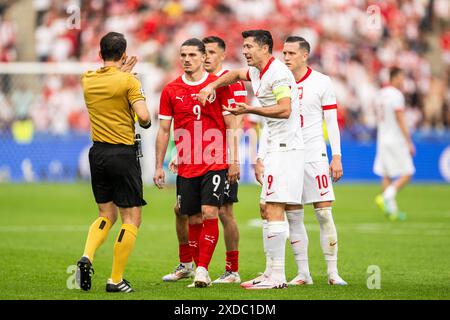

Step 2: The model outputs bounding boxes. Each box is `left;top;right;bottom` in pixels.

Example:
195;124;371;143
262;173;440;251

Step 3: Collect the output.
199;30;304;289
374;67;415;221
276;36;346;285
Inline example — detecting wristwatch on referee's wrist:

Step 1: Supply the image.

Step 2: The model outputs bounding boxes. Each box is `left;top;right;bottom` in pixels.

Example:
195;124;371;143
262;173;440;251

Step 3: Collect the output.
140;121;151;129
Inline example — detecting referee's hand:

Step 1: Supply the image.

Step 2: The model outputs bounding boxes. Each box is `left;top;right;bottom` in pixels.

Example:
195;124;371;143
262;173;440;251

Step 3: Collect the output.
153;168;165;189
121;56;138;73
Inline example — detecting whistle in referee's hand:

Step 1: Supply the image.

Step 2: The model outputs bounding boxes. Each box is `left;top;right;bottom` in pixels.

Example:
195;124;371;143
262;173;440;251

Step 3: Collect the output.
135;134;143;158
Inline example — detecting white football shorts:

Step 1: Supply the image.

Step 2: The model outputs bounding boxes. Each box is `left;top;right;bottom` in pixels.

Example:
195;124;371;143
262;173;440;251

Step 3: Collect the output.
302;160;335;205
373;143;415;178
260;149;304;205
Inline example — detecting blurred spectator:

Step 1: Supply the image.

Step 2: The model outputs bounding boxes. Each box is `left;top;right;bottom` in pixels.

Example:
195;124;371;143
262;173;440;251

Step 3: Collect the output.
0;0;448;137
423;76;446;130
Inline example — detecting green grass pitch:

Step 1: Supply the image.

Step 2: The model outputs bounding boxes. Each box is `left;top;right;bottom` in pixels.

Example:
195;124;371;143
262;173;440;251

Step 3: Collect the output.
0;183;449;300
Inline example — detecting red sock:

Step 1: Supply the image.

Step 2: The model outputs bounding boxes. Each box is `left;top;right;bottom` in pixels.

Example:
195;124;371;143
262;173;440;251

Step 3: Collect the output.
226;250;239;272
188;223;202;266
198;218;219;270
179;243;192;264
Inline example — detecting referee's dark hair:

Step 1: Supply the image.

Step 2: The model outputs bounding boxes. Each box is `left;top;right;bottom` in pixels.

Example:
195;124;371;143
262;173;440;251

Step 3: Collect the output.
202;36;226;51
390;66;403;81
100;32;127;61
285;36;311;54
181;38;206;54
242;29;273;54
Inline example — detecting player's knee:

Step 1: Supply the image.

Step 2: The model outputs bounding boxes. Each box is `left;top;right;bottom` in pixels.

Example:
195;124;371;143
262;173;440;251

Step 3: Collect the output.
264;204;285;221
189;212;203;225
100;212;117;225
259;203;267;219
176;212;188;225
314;208;335;231
202;206;218;220
119;206;142;228
315;207;331;221
219;204;233;218
173;203;181;217
126;213;142;228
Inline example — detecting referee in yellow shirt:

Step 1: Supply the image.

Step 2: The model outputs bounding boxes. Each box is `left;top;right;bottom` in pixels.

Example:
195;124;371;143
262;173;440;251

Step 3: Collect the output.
76;32;151;293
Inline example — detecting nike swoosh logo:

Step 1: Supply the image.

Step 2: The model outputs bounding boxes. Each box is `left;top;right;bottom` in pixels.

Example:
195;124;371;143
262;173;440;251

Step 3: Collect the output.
252;280;261;285
320;191;330;196
266;191;275;196
290;240;301;245
267;235;277;239
330;241;337;246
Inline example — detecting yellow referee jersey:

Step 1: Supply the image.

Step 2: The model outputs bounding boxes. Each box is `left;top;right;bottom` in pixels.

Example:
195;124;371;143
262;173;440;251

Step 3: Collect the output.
81;66;145;145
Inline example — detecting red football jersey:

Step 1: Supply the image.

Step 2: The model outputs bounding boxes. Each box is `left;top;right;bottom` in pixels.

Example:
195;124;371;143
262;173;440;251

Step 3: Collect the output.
159;72;235;178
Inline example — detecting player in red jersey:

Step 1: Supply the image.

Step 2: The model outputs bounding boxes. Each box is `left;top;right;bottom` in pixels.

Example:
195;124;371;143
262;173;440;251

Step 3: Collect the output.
154;38;239;288
163;36;247;284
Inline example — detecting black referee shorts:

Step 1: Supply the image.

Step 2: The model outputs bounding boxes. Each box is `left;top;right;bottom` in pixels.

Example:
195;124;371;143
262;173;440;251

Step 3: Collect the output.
176;169;227;216
89;142;147;208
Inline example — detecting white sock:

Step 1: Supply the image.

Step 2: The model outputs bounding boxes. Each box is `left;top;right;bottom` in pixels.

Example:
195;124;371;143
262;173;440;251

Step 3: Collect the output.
266;221;287;283
262;219;272;276
314;207;338;276
383;185;397;199
181;262;193;269
286;209;310;276
284;212;290;239
383;185;398;213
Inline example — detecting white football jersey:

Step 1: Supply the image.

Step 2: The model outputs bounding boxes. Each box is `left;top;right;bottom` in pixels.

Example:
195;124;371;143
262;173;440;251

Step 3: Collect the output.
247;57;303;152
296;67;337;162
377;86;407;146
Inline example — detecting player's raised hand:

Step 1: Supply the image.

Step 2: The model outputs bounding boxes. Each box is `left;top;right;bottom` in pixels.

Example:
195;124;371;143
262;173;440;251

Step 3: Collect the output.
168;156;178;174
227;163;240;184
330;155;343;182
253;158;264;185
153;168;166;189
121;56;138;73
198;84;215;105
223;102;252;115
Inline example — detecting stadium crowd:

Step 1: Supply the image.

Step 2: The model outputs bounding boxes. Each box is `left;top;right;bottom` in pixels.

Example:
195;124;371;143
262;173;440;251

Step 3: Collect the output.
0;0;449;138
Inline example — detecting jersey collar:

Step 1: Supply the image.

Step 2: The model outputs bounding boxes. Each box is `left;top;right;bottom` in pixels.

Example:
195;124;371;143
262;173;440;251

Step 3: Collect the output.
259;56;275;79
182;72;209;86
296;66;312;83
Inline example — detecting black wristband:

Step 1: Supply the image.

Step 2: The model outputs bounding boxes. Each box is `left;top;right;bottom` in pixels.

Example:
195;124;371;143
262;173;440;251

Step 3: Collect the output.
140;121;151;129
